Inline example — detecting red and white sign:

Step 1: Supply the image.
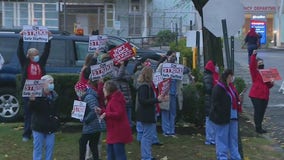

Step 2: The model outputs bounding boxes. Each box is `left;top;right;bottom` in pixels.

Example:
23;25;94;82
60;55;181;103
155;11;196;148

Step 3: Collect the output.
158;78;171;96
90;60;114;81
259;68;282;83
109;42;135;65
71;100;87;120
161;63;184;80
153;72;163;88
22;25;49;42
22;80;43;97
88;35;108;52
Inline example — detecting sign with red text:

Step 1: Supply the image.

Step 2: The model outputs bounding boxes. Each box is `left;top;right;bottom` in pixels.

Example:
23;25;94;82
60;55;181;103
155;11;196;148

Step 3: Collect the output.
88;35;108;52
109;42;135;65
153;72;163;88
22;25;49;42
259;68;282;83
161;63;184;80
22;80;43;97
158;78;171;96
90;60;114;81
71;100;87;120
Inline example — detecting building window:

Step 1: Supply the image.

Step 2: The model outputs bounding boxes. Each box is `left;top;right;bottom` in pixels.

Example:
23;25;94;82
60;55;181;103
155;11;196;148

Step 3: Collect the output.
129;0;141;13
1;1;58;30
105;4;114;28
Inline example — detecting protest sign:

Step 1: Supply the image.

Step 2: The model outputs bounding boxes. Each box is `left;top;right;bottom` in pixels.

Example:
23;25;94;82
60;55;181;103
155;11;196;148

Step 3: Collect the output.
71;100;87;120
153;72;163;88
109;42;135;65
259;68;282;82
90;60;114;80
88;35;108;52
158;78;171;96
22;80;43;97
22;25;49;42
161;63;184;80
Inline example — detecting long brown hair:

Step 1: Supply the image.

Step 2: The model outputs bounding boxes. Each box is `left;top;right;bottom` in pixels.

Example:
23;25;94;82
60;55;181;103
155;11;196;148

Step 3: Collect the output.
137;66;153;84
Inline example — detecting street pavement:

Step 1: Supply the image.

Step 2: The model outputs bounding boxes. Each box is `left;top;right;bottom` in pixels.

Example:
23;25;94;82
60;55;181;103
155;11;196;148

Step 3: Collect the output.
233;43;284;151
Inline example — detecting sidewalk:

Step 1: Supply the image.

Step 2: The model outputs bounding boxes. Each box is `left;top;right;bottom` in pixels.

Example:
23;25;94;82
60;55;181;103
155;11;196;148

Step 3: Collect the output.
234;49;284;152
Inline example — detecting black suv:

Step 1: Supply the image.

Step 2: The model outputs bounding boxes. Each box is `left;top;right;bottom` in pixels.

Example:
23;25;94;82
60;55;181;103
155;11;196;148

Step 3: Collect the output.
0;31;161;122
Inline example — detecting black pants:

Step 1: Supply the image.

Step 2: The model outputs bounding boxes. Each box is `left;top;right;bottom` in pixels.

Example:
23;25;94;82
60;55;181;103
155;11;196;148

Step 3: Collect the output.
250;97;268;130
79;132;101;160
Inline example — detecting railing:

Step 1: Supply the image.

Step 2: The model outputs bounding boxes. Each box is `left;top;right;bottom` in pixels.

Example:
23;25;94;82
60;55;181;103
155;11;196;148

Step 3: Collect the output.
126;36;157;48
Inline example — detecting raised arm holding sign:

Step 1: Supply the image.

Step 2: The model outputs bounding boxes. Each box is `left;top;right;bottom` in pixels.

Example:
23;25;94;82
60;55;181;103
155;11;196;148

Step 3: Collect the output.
259;68;282;83
109;42;135;65
22;25;49;42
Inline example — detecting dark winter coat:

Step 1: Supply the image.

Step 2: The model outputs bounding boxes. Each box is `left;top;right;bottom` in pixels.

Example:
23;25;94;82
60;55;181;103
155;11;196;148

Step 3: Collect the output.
81;88;104;134
30;91;59;134
136;84;159;123
209;83;232;125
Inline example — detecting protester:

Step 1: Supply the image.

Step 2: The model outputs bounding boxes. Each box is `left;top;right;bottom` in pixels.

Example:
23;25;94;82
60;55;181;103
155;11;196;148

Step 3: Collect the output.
29;75;59;160
17;31;52;142
136;66;167;160
134;59;163;146
209;69;242;160
79;53;98;85
242;28;260;64
249;50;274;134
203;60;219;145
111;60;133;126
156;50;183;137
96;80;133;160
74;81;103;160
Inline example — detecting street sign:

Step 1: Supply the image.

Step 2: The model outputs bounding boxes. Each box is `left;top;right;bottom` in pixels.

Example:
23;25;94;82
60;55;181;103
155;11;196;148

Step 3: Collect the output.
203;0;244;37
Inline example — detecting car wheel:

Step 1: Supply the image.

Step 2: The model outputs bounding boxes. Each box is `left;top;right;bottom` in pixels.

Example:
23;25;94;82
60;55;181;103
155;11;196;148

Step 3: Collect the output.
0;88;20;122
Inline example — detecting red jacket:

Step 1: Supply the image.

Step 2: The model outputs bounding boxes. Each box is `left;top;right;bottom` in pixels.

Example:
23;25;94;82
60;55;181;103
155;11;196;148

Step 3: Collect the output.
249;54;273;100
103;90;133;144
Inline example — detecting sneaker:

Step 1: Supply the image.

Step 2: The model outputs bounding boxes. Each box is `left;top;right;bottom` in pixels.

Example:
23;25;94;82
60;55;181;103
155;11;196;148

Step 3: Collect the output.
169;133;178;138
22;137;29;142
163;133;170;137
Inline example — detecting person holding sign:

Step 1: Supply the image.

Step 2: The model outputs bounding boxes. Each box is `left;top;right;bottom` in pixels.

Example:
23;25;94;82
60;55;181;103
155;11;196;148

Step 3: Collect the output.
156;50;183;137
249;50;274;134
29;75;59;160
136;66;167;160
74;81;104;160
96;80;133;160
18;30;52;142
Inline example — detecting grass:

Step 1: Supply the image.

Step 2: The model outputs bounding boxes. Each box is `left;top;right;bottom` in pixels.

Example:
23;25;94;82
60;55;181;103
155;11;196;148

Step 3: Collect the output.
0;114;283;160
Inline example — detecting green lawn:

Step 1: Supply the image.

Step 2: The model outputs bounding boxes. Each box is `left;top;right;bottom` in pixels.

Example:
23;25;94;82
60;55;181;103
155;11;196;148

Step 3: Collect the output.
0;114;283;160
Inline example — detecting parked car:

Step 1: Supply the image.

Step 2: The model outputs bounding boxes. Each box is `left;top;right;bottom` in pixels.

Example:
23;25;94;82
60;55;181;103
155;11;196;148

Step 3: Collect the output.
0;31;162;122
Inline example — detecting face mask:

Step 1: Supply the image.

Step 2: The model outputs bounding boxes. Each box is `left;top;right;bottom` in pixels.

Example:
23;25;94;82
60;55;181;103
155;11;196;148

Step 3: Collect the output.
33;55;39;62
258;64;264;69
215;66;219;73
76;91;85;98
48;83;54;91
231;76;235;83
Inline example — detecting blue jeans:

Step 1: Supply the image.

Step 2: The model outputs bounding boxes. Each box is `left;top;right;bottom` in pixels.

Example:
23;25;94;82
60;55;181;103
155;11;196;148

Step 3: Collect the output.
32;131;55;160
141;123;156;160
23;97;32;139
126;106;132;127
214;121;241;160
137;118;160;144
205;116;215;144
107;143;127;160
161;95;177;134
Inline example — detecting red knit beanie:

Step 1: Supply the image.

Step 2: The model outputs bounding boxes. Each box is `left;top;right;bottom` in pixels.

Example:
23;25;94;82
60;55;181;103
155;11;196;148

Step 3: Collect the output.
74;81;87;91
